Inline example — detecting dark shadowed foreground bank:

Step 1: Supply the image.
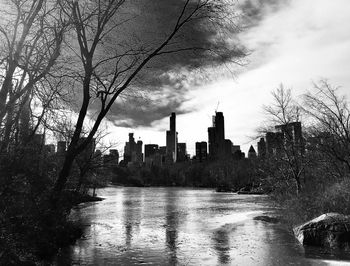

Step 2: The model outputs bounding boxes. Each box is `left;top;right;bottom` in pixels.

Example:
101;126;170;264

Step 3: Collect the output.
55;187;350;265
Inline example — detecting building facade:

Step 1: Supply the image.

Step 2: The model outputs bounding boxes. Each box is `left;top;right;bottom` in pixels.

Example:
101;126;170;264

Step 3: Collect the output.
166;112;178;163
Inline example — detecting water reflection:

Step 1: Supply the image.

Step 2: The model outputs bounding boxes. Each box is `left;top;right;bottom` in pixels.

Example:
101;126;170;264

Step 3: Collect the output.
213;226;231;264
123;188;142;248
55;187;350;266
165;189;179;265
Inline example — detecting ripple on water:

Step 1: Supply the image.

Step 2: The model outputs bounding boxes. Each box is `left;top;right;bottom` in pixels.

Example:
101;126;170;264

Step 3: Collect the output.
55;187;350;266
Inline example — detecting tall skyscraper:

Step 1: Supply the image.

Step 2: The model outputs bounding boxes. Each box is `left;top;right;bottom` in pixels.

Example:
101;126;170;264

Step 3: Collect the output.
208;112;227;159
124;133;143;164
166;112;177;163
214;112;225;143
208;126;216;158
124;133;135;162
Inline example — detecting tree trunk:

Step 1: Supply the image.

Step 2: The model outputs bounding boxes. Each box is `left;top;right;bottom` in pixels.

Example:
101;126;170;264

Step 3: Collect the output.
53;151;75;193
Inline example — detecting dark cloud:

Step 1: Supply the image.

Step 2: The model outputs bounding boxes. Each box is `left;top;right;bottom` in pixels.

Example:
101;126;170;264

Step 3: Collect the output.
65;1;250;128
91;0;248;128
107;86;194;128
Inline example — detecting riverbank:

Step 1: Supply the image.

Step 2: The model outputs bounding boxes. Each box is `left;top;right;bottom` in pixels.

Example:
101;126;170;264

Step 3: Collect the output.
0;191;103;266
271;178;350;229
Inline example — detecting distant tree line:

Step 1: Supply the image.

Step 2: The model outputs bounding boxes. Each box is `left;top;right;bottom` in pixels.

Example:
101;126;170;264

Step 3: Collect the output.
110;158;258;190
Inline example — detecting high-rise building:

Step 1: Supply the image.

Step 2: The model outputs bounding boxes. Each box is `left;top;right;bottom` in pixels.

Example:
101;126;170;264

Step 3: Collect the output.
132;140;143;163
124;133;135;163
177;143;187;162
208;112;230;159
214;112;225;144
144;144;163;167
263;122;304;157
123;133;143;165
275;122;304;154
159;146;167;165
208;126;216;158
257;138;266;157
145;144;159;158
195;141;207;162
224;139;233;156
266;132;283;156
166;112;177;163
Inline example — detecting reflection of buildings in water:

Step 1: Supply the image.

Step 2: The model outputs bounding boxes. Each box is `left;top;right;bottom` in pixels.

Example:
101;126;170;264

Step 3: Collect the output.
122;188;143;248
213;228;231;264
165;189;180;265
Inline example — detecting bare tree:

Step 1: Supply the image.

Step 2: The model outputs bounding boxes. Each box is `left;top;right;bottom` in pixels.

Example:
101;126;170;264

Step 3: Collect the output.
52;0;245;198
303;80;350;173
263;84;300;125
0;0;67;151
262;84;305;195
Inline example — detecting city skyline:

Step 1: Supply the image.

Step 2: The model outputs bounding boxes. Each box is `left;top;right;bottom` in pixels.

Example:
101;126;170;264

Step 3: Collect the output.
117;111;245;160
101;0;350;156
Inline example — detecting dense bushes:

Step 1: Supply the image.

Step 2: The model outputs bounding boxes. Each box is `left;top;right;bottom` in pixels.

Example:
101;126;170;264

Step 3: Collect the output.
272;178;350;227
0;150;101;264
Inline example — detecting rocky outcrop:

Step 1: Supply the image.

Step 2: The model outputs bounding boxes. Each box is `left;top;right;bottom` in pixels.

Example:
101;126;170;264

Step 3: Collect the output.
293;213;350;249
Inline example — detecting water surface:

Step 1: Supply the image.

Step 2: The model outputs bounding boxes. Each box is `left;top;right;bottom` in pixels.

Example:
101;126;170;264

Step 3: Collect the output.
56;187;350;265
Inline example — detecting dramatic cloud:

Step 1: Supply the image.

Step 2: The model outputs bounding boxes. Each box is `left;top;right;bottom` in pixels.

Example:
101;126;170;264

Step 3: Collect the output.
63;0;350;155
107;76;194;128
90;0;248;128
118;0;350;154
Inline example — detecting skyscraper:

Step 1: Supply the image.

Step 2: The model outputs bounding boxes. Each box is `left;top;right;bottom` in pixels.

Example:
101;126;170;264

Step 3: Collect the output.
124;133;143;164
257;138;266;157
208;112;227;159
145;144;159;158
124;133;135;163
166;112;177;163
275;122;304;154
195;141;207;162
177;142;187;162
266;132;283;156
208;126;216;158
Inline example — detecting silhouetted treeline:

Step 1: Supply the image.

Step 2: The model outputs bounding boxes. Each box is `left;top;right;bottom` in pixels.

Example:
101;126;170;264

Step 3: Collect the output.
110;158;259;190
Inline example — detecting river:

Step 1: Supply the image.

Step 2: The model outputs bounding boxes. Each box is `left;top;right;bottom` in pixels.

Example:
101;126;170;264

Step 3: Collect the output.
55;187;350;265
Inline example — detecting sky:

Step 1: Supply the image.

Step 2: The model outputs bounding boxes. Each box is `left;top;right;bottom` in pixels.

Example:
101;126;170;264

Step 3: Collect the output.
102;0;350;157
